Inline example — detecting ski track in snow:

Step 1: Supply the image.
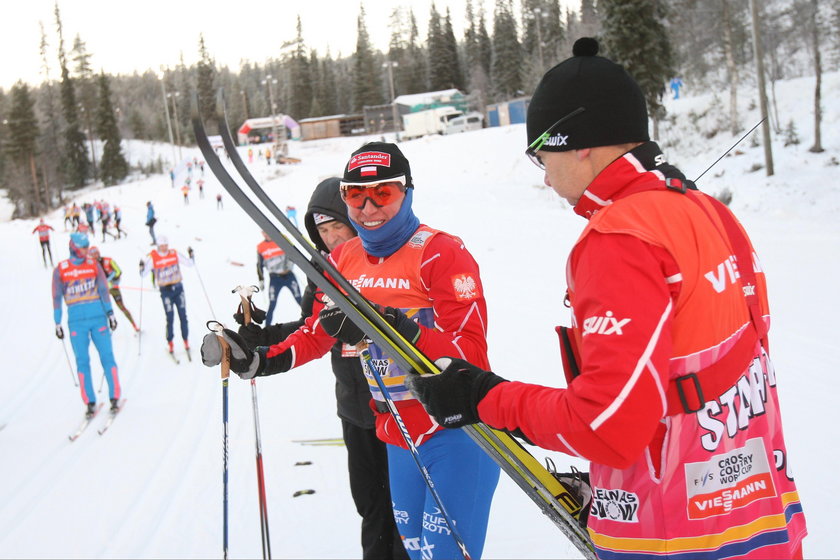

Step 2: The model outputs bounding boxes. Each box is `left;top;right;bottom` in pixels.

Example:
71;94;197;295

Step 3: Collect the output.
0;71;839;558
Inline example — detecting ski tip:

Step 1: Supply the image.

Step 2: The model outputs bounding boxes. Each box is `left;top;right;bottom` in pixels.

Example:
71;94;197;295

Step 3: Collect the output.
294;461;313;466
292;489;315;498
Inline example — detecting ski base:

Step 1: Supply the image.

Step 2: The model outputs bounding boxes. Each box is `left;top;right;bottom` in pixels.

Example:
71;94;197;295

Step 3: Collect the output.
68;403;105;441
98;399;127;436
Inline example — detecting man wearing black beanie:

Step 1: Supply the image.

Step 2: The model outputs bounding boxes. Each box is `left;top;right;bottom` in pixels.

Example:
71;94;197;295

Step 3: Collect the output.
407;38;807;559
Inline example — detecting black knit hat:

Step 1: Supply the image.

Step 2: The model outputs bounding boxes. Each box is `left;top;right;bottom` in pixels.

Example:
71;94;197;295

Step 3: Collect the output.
342;142;413;187
526;37;649;152
304;177;355;254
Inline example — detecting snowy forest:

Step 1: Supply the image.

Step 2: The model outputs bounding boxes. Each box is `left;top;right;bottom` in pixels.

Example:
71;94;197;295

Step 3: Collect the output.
0;0;837;219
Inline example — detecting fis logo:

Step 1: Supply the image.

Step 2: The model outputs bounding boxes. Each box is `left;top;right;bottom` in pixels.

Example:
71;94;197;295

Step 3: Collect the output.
582;311;630;336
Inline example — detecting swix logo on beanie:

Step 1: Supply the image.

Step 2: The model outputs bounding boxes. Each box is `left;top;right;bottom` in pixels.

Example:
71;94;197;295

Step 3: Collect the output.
347;152;391;176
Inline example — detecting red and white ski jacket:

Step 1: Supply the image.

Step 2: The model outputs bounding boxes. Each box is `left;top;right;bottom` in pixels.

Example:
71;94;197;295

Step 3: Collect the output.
265;225;490;449
477;143;806;559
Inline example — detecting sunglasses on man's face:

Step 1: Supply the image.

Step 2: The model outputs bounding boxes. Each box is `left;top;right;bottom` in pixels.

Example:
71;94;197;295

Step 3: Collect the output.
340;179;407;209
525;107;586;169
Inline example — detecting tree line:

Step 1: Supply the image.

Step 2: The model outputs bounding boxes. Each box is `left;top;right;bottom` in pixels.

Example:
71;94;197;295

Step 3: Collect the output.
1;0;837;218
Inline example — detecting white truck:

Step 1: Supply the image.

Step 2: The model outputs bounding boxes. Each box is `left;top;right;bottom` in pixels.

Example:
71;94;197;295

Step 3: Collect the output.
401;107;462;140
444;112;484;135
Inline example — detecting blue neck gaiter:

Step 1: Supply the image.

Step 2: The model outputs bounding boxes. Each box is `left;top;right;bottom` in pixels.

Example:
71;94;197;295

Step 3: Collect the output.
352;189;420;258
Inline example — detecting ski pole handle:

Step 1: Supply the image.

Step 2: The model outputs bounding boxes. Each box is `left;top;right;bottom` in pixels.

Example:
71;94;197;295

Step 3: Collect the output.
208;320;231;380
232;285;259;326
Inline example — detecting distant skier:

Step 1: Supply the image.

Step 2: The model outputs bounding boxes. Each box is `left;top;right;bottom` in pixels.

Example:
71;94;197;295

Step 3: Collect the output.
63;205;73;230
99;201;114;242
256;230;302;324
145;201;157;245
113;205;126;238
670;76;684;99
89;246;139;332
216;193;223;210
197;178;205;199
53;233;121;417
140;236;194;357
181;184;190;205
32;218;55;267
169;168;176;188
83;203;97;237
71;203;82;227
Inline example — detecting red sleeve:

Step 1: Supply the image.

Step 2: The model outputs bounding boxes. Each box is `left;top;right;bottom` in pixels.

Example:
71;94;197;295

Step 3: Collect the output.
415;233;490;369
477;232;679;468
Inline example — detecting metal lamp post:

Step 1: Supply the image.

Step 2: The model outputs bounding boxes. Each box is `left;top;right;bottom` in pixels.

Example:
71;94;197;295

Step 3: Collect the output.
382;61;400;140
159;68;177;167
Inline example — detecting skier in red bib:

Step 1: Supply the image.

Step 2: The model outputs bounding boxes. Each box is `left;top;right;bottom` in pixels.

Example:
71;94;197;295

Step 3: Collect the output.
32;218;55;267
202;143;500;559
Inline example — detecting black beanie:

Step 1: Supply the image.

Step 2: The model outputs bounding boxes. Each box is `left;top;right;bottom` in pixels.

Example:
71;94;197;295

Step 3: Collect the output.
342;142;413;187
304;177;355;254
526;37;649;152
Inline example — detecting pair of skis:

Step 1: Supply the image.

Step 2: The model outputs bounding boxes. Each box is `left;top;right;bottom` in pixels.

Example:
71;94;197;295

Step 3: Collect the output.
194;109;595;559
68;399;126;441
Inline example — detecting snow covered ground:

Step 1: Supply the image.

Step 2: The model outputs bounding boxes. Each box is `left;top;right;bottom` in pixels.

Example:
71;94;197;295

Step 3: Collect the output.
0;71;838;559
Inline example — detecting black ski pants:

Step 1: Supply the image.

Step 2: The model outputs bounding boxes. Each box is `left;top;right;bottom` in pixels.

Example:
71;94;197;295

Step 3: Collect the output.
342;419;409;560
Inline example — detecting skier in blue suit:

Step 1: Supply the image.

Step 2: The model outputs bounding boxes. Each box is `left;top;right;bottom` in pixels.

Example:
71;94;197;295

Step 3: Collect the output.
53;232;121;417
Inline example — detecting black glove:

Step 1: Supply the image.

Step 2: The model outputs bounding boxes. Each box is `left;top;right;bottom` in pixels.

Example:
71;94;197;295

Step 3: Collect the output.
200;328;265;379
381;306;421;344
406;357;508;428
238;323;268;350
233;300;267;326
318;306;366;346
55;324;64;339
108;312;118;331
139;259;145;273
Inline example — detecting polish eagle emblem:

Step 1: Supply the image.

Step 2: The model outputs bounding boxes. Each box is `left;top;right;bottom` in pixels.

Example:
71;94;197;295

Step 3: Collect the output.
452;274;478;300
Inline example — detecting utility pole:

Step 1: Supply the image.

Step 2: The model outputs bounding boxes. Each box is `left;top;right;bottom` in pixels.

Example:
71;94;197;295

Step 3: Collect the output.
262;74;279;154
159;68;177;167
533;8;546;71
748;0;774;176
168;91;183;161
382;61;400;141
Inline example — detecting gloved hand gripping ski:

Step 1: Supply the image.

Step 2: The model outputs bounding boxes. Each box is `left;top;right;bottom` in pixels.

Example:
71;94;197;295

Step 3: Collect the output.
407;357;508;428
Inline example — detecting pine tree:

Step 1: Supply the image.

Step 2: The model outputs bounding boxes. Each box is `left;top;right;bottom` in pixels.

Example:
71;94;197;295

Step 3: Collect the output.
38;21;61;205
491;0;524;99
405;10;429;93
196;34;217;120
289;17;313;119
427;3;448;90
4;83;43;215
442;9;464;90
352;5;383;111
71;34;98;180
599;0;674;137
477;9;493;78
320;51;339;116
95;73;128;185
55;3;90;188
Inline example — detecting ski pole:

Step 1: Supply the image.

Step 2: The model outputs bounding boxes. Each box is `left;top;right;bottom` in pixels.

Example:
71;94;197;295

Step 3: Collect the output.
138;272;144;356
60;337;79;387
192;255;217;319
208;320;231;560
233;284;271;560
358;340;471;560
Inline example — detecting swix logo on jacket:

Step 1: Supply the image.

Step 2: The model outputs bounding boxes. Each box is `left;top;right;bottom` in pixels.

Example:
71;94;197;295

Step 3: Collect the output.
58;259;99;305
150;249;182;286
257;240;291;275
582;310;630;336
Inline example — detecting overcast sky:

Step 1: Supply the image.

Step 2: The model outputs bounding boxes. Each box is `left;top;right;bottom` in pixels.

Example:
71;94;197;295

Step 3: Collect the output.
0;0;529;90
